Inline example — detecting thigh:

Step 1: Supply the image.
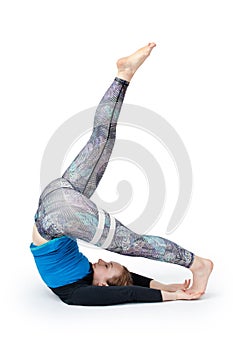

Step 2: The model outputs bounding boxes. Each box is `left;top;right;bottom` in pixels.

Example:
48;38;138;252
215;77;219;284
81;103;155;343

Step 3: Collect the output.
36;185;100;241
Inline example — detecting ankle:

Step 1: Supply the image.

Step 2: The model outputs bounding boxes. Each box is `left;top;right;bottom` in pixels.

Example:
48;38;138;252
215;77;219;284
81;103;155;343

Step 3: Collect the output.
117;69;134;82
189;256;213;273
189;256;204;272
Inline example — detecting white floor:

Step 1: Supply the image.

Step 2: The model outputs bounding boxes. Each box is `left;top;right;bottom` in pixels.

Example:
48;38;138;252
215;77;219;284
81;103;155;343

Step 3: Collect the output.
3;230;230;349
1;1;232;349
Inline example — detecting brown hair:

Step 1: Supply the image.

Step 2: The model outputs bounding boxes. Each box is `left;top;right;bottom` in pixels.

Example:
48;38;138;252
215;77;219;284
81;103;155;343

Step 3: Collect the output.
107;265;133;286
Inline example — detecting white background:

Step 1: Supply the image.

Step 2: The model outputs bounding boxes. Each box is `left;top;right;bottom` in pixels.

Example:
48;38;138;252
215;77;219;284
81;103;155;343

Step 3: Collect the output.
1;0;232;349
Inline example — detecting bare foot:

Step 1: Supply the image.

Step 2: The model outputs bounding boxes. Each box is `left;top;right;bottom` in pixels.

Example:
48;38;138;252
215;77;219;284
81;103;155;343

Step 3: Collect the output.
116;42;156;82
188;256;214;294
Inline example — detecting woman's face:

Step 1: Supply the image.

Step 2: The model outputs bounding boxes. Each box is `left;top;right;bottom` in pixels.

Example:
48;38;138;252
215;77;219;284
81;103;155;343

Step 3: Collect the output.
92;259;123;286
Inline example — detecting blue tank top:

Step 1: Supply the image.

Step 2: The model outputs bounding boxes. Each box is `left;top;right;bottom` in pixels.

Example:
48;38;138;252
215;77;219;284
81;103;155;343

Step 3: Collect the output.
30;236;91;288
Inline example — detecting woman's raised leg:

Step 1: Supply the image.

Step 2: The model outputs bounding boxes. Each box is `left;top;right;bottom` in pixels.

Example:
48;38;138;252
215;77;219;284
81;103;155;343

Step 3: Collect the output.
35;43;156;241
62;42;156;199
62;77;129;198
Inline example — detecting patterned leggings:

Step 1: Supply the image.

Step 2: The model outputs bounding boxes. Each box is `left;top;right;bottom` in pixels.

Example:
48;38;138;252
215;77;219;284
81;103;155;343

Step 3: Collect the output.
35;77;194;268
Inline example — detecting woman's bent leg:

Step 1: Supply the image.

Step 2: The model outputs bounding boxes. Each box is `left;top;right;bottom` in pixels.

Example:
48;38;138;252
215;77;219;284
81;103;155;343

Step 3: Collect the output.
108;220;194;268
35;78;129;237
36;179;193;268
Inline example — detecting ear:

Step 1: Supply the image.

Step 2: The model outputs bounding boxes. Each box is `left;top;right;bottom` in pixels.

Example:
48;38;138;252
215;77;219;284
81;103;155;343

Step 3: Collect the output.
97;282;109;287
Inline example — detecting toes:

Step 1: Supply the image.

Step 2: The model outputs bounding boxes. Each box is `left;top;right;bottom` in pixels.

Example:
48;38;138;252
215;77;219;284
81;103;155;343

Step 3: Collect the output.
148;42;156;48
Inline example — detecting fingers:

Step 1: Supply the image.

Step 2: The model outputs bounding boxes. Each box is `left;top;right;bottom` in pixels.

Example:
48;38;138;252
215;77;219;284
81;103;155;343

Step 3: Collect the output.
176;289;203;301
183;279;191;289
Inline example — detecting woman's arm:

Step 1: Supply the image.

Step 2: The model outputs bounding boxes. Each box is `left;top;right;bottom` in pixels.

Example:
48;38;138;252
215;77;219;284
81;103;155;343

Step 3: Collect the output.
54;283;202;306
64;284;163;306
131;271;191;292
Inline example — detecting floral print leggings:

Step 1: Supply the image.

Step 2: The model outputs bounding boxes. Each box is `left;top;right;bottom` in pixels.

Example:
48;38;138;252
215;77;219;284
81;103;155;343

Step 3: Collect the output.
35;77;194;268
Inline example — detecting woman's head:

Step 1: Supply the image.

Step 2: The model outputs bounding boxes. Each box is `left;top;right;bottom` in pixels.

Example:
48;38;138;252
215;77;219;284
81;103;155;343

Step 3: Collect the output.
92;259;133;287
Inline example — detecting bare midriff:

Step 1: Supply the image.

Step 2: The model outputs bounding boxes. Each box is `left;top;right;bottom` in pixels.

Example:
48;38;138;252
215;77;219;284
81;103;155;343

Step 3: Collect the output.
32;224;49;246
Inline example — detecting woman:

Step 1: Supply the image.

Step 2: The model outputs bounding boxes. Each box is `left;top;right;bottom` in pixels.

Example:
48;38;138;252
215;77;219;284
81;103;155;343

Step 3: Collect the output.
30;42;213;306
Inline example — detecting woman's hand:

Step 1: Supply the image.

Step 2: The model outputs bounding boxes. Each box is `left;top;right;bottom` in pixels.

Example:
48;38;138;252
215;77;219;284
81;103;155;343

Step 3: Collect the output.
161;289;203;301
174;289;203;300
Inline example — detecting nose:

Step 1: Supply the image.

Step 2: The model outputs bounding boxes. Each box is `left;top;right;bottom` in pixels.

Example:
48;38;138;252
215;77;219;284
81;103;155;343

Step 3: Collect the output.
98;259;106;265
